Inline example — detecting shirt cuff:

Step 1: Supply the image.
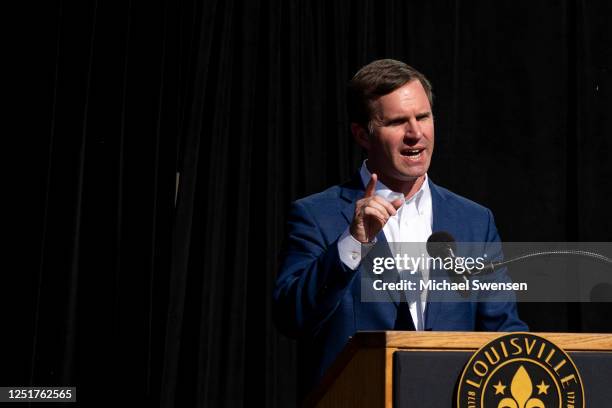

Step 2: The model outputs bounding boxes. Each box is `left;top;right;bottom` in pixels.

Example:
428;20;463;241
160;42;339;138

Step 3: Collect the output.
337;227;377;270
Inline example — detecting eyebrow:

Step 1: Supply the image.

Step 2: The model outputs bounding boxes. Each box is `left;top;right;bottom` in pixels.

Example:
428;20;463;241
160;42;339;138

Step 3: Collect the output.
383;111;432;123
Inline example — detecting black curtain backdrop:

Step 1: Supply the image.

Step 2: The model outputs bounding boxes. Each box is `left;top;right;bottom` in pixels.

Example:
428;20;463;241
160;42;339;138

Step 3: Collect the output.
14;0;612;407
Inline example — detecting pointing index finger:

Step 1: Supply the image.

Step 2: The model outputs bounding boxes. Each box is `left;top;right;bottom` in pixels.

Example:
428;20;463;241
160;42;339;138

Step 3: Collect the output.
365;173;377;198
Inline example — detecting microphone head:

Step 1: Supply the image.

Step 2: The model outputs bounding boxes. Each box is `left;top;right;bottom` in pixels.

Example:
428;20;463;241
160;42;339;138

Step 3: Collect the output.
590;283;612;302
426;231;457;258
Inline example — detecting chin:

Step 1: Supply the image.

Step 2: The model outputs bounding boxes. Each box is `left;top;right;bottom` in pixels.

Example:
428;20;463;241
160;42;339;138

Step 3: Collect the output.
404;173;426;180
392;171;425;182
397;165;428;179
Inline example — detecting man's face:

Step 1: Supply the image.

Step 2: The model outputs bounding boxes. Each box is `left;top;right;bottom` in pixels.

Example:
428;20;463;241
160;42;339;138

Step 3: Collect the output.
361;80;434;184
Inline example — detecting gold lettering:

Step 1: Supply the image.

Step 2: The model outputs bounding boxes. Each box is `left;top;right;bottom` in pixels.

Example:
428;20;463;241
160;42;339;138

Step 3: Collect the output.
545;348;556;364
537;342;546;359
473;360;488;377
567;390;576;407
524;337;536;355
510;337;522;355
466;379;481;389
466;390;476;408
561;374;577;388
500;340;509;357
554;358;567;373
485;347;501;365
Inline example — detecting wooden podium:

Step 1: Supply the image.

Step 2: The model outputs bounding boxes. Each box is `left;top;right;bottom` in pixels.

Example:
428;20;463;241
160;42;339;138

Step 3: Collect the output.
303;331;612;407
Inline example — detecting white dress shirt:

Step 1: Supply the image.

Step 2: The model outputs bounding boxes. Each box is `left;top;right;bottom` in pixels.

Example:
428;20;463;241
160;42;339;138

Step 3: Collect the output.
338;160;433;330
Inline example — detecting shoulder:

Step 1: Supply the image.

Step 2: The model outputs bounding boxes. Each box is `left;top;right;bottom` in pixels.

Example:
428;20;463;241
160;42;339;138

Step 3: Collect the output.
287;180;359;237
294;184;344;209
294;175;361;212
431;182;493;218
290;185;349;229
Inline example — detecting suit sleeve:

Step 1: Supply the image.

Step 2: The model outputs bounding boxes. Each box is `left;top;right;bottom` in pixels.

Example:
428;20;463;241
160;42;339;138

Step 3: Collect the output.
273;201;359;338
476;209;530;332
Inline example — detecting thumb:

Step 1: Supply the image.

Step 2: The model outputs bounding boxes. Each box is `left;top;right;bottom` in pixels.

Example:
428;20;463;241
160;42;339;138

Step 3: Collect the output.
391;198;404;209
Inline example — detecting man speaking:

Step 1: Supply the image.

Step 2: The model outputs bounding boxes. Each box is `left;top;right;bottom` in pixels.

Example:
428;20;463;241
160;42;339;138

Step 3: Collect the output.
273;59;527;399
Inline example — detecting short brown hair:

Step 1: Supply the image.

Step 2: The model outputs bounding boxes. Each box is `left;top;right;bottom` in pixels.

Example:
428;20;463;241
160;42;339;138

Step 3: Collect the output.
347;59;433;127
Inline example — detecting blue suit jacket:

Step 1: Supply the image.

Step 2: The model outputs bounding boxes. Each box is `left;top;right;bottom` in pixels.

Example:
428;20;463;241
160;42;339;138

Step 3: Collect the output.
273;174;527;398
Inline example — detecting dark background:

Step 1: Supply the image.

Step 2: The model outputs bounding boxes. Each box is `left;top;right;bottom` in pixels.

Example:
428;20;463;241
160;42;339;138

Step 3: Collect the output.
11;0;612;406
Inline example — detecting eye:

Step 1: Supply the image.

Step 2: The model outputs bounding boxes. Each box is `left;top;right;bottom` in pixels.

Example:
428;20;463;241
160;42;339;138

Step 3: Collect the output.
416;113;431;121
387;119;406;126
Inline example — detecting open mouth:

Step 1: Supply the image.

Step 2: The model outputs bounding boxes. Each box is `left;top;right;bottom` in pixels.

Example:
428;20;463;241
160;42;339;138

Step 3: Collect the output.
400;148;425;160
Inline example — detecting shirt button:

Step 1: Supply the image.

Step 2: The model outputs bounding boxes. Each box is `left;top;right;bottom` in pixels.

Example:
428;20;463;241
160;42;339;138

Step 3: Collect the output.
351;252;359;260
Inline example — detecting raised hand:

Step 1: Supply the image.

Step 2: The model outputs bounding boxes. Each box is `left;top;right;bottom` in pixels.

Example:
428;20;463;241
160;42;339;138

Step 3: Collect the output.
349;173;404;243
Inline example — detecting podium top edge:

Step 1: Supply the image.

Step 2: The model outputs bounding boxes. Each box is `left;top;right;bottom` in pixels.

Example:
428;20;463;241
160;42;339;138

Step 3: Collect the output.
353;331;612;351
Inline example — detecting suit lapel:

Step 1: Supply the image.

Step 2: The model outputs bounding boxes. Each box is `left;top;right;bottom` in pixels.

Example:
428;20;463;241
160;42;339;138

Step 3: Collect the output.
431;180;454;234
425;179;456;330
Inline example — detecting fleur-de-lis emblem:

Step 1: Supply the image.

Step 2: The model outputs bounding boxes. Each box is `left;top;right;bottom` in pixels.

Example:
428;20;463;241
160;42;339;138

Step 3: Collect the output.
497;366;545;408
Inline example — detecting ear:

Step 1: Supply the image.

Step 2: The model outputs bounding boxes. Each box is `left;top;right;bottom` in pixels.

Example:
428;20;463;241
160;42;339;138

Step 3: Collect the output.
351;123;371;150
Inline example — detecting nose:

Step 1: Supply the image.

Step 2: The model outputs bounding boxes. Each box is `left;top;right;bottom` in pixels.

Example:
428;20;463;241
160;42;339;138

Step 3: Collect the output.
404;117;423;140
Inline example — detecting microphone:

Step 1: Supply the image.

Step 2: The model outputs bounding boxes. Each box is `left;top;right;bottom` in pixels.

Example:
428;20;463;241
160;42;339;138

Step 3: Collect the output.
590;283;612;302
426;232;470;296
426;231;612;276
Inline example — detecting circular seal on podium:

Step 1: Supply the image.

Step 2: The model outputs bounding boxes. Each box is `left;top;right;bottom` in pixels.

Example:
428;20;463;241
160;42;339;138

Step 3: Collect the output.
457;332;584;408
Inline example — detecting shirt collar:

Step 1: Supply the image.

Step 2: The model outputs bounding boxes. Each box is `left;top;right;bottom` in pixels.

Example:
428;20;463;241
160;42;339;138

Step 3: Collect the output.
359;160;431;216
